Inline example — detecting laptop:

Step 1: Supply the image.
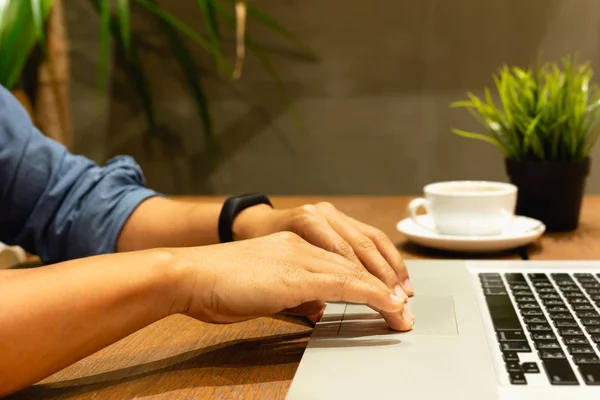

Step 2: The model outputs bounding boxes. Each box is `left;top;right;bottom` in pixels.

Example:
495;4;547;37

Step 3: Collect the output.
286;260;600;399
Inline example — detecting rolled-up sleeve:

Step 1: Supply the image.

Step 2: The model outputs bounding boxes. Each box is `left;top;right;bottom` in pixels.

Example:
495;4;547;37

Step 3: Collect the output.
0;86;159;263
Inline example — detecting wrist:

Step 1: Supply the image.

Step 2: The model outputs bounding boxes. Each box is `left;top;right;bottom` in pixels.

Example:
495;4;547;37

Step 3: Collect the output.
231;204;282;240
148;248;199;317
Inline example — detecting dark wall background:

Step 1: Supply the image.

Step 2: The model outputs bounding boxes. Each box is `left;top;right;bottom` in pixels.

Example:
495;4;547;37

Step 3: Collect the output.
65;0;600;195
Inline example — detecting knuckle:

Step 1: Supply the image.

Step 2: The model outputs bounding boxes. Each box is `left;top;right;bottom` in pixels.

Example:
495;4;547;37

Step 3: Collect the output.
332;273;356;293
331;239;354;257
276;230;302;243
291;205;318;228
316;201;336;211
355;237;375;252
371;228;389;243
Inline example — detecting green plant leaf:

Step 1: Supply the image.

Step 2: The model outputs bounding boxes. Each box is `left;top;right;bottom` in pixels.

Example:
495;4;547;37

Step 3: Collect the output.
155;2;219;164
194;0;222;67
451;129;507;154
0;0;53;89
30;0;47;53
117;0;131;55
135;0;232;76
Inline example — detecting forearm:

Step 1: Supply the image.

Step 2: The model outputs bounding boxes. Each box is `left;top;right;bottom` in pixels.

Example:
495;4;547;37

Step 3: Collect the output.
117;197;275;251
0;249;186;396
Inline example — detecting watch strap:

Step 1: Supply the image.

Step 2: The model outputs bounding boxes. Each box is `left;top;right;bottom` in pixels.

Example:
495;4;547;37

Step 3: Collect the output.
218;193;273;243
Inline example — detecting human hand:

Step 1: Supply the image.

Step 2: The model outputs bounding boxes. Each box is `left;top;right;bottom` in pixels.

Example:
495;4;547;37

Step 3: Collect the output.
232;202;414;326
174;232;414;331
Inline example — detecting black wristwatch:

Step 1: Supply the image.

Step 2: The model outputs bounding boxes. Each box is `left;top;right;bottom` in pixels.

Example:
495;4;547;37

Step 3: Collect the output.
218;193;273;243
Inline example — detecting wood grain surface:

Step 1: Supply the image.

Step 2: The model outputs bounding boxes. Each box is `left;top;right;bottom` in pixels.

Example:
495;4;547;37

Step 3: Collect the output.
8;196;600;400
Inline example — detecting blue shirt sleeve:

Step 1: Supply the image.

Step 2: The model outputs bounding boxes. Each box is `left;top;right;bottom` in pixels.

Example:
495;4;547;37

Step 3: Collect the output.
0;85;159;263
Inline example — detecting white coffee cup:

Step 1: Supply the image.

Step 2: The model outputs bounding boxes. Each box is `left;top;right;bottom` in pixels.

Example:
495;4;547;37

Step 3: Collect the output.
408;181;518;236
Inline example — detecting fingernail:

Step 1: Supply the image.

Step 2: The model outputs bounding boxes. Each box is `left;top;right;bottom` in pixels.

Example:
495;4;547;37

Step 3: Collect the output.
403;279;414;293
403;306;414;323
394;284;408;300
390;294;405;304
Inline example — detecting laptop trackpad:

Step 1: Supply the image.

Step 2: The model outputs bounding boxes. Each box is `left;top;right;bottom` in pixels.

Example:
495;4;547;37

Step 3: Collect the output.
339;296;458;336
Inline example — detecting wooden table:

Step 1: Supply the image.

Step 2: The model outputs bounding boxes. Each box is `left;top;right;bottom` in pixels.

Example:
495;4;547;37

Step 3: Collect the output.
11;196;600;400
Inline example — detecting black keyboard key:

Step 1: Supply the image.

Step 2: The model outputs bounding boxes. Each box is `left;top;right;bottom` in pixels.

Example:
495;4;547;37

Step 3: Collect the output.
574;273;594;280
558;328;585;337
480;273;501;281
552;273;574;282
532;332;556;340
485;295;521;331
539;350;567;359
558;286;581;292
501;341;531;352
579;364;600;385
569;298;592;305
568;345;595;355
506;362;522;372
542;359;579;385
529;273;549;281
521;309;544;316
505;273;526;283
485;287;508;296
503;352;519;362
564;292;586;299
497;330;526;341
586;289;600;295
573;304;595;312
518;303;541;310
482;281;506;288
536;287;558;293
533;282;553;288
539;293;561;300
576;311;599;319
575;355;600;365
591;295;600;301
510;283;531;291
583;284;600;290
509;371;527;385
515;296;537;303
554;320;580;328
548;305;570;313
523;316;547;324
582;319;600;326
534;340;561;350
590;334;600;344
587;327;600;334
564;336;589;345
512;290;533;296
522;362;540;373
542;299;565;306
549;312;574;320
528;324;552;332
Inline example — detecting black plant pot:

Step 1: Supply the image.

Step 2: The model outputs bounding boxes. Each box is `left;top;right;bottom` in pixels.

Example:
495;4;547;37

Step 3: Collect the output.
505;158;590;232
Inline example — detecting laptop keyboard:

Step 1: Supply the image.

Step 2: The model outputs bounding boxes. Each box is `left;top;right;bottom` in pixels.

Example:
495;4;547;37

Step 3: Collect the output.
480;272;600;386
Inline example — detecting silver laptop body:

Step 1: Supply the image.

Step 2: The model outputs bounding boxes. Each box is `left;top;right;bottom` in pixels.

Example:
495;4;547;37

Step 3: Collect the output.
286;260;600;399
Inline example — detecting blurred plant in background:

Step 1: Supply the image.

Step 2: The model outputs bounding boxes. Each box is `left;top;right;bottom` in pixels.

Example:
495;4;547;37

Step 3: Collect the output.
0;0;317;162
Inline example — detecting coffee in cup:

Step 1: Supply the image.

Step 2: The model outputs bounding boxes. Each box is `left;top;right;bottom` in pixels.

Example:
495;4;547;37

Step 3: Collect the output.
408;181;517;236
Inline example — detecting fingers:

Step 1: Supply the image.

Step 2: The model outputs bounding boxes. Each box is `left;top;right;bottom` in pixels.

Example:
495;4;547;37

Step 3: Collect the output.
305;271;405;314
284;300;326;323
315;204;405;296
347;216;414;296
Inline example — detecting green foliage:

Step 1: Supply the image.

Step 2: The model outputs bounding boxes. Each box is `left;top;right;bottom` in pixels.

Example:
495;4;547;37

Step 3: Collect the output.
0;0;316;161
451;56;600;161
0;0;53;90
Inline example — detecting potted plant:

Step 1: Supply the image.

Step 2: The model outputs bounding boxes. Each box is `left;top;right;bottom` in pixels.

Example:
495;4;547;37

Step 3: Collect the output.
450;56;600;231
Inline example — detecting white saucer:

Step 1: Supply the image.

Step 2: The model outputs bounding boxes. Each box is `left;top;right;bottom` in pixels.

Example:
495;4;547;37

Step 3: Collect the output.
396;215;545;253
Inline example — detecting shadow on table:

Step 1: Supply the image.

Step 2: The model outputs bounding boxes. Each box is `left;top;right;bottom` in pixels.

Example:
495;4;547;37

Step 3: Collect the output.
397;241;529;260
8;331;313;400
